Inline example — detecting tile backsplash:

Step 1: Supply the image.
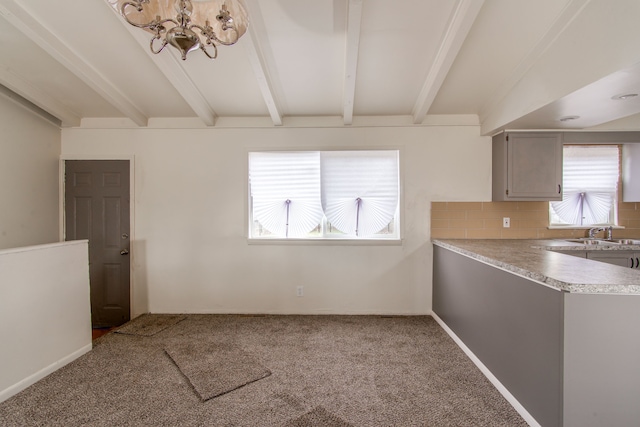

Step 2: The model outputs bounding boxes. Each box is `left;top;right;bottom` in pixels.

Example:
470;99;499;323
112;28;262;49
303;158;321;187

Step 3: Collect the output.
431;201;640;240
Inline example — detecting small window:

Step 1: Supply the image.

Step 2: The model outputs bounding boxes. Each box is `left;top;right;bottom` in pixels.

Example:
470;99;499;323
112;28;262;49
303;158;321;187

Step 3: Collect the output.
549;145;619;226
249;150;400;240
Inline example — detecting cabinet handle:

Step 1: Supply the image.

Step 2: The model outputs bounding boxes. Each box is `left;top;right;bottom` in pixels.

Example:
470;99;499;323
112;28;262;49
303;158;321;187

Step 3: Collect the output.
636;257;639;269
558;184;562;194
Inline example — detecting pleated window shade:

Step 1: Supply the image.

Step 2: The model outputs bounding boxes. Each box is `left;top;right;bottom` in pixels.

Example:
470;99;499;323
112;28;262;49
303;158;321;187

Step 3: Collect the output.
249;151;323;238
249;150;399;239
321;151;399;237
550;145;619;226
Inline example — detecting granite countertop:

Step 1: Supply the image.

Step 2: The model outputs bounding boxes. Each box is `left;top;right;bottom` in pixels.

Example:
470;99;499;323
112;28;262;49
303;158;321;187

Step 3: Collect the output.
432;239;640;295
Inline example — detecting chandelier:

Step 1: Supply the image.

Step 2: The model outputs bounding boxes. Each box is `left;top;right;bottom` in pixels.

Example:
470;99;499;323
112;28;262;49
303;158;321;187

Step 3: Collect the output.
108;0;249;60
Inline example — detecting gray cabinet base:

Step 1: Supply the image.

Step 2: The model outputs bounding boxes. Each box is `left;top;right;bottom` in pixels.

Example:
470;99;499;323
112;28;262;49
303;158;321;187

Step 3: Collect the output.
434;245;640;427
433;246;563;427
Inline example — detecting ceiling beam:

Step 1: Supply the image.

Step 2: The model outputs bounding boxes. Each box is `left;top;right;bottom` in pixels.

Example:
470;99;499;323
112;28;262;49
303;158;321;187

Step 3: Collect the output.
0;1;148;126
343;0;363;126
105;4;218;127
411;0;484;124
0;66;78;126
243;0;282;126
122;27;218;127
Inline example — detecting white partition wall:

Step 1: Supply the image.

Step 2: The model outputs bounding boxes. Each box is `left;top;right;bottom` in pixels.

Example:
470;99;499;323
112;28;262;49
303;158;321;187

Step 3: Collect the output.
0;241;92;403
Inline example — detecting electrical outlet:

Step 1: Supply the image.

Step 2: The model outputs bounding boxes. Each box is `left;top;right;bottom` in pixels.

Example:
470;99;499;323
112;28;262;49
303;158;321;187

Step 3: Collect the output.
503;217;510;228
296;286;304;297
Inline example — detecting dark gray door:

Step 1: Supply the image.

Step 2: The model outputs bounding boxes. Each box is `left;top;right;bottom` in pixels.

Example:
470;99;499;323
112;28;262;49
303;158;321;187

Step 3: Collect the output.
65;160;130;328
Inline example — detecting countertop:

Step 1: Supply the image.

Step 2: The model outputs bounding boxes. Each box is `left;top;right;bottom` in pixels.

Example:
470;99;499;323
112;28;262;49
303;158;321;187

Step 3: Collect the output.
432;239;640;294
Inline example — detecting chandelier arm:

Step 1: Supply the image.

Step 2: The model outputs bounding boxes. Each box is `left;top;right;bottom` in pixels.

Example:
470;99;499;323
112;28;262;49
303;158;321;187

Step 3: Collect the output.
150;35;169;55
130;16;177;31
121;1;177;31
200;43;218;60
189;24;239;47
207;29;240;46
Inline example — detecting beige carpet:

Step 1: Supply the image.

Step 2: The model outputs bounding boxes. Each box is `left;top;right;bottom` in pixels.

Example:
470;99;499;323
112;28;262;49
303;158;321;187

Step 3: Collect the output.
115;313;186;336
0;315;528;426
284;406;353;427
164;340;271;401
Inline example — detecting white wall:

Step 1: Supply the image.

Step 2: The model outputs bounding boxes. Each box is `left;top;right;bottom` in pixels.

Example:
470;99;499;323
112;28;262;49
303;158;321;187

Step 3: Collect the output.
0;94;61;250
481;0;640;135
62;124;490;315
0;240;92;403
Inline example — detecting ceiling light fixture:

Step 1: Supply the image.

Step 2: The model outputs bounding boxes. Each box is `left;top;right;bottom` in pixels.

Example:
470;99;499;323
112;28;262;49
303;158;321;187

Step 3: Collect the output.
611;93;638;100
559;115;580;122
108;0;248;60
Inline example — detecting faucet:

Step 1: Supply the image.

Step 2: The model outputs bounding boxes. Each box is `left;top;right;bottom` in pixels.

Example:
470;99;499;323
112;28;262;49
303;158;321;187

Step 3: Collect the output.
588;226;613;239
588;226;604;238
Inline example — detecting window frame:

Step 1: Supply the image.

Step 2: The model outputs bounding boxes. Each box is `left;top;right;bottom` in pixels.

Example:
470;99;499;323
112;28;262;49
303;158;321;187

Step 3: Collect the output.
548;144;621;229
246;148;403;245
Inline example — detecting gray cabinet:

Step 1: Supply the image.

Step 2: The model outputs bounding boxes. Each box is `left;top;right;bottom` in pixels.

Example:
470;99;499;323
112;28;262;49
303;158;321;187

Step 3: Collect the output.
587;251;640;269
433;246;563;427
492;132;562;201
434;244;640;427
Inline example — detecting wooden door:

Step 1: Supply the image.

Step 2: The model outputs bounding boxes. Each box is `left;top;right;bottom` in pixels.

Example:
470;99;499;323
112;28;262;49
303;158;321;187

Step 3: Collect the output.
65;160;130;327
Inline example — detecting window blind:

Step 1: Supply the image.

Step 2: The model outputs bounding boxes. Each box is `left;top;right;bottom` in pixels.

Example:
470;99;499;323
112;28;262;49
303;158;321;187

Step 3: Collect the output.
550;145;619;225
249;152;323;237
320;151;399;237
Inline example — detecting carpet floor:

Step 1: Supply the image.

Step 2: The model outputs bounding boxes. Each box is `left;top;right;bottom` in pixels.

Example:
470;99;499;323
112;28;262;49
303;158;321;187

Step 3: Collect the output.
0;315;528;426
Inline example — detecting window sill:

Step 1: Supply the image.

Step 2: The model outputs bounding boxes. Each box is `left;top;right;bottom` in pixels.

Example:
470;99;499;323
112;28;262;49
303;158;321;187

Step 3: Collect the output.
247;238;403;246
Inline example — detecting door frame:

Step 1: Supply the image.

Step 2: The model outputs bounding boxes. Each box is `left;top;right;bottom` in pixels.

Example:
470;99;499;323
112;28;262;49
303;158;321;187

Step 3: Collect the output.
59;154;138;319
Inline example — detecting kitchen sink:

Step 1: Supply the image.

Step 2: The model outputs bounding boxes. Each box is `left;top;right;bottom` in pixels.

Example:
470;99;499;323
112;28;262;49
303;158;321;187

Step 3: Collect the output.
561;238;640;245
563;239;615;245
608;239;640;245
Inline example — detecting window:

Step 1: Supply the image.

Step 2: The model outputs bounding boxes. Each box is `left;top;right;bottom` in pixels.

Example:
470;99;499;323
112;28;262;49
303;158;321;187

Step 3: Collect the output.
549;145;620;226
249;150;400;240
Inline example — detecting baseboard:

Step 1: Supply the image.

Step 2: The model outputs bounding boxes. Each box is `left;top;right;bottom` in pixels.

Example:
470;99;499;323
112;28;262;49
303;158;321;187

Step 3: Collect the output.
0;344;92;404
431;312;540;427
151;310;431;316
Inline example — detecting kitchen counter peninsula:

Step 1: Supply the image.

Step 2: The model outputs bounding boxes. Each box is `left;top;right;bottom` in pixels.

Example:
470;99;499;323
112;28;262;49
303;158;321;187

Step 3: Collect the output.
432;238;640;294
432;239;640;427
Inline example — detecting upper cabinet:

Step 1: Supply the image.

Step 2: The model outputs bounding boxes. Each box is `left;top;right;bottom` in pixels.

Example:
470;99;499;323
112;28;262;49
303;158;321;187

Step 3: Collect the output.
492;132;563;201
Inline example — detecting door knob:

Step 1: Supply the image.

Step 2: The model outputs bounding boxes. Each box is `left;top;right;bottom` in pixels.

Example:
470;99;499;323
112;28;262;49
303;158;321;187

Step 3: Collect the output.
120;249;129;255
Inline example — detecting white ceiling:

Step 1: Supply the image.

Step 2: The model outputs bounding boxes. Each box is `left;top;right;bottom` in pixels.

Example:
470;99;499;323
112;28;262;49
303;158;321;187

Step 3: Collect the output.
1;0;639;135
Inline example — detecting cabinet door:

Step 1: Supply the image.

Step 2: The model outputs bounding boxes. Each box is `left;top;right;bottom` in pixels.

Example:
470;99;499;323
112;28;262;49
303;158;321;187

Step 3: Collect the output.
492;132;563;201
586;251;634;268
507;133;562;200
